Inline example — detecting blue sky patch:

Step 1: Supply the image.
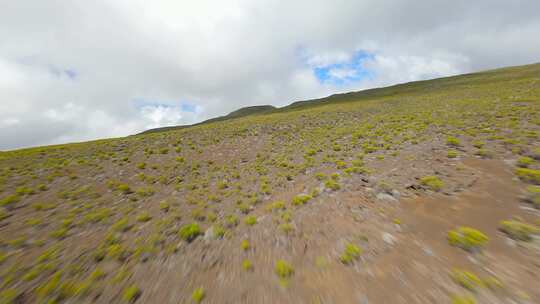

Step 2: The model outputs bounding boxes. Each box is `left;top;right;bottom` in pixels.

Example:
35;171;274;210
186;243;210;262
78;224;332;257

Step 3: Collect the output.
312;51;374;85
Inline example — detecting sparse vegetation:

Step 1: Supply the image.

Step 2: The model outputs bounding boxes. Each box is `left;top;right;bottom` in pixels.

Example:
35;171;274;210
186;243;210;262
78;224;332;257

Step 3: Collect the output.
192;287;205;303
179;223;202;242
499;219;539;241
0;62;538;303
275;260;294;279
340;243;362;264
420;175;444;191
448;227;488;251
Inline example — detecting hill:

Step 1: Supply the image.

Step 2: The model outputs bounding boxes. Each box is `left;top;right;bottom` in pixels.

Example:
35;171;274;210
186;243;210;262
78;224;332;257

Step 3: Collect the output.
0;62;539;304
140;105;276;135
141;62;540;135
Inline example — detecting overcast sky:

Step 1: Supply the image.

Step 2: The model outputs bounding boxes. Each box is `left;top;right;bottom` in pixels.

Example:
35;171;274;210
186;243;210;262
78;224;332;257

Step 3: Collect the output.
1;1;540;150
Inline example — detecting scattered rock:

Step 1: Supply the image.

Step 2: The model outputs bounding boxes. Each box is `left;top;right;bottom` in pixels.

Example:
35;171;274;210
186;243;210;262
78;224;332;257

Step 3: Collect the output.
204;227;215;240
376;193;397;202
382;233;396;246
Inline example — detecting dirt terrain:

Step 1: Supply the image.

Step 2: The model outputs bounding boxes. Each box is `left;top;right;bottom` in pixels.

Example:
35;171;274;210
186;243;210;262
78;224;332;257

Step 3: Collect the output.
0;63;539;303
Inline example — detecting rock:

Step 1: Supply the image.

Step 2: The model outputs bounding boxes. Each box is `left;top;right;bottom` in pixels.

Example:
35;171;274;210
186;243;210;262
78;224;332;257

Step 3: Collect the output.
422;246;434;257
382;233;396;246
376;192;397;202
358;295;369;304
391;189;401;199
204;227;215;240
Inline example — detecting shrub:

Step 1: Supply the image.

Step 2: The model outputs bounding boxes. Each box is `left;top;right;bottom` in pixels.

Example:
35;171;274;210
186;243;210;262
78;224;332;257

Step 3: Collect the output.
446;136;461;147
451;269;483;291
116;184;132;194
275;260;294;279
265;201;285;212
241;239;250;251
324;179;340;191
225;214;239;227
471;140;484;148
448;227;488;251
159;201;170;212
122;285;141;302
517;156;534;168
0;289;18;304
0;208;8;221
525;186;540;208
420;175;443;191
179;223;201;242
192;287;205;303
451;295;476;304
291;194;312;206
112;217;131;232
136;212;152;222
279;223;294;234
340;243;362;264
515;168;540;184
474;148;491;158
137;162;146;170
499;220;539;241
242;259;253;271
244;216;257;226
447;150;458;158
0;194;19;208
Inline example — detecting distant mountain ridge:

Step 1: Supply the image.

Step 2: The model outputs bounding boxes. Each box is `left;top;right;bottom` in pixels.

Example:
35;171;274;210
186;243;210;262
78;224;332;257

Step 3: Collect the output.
140;62;540;135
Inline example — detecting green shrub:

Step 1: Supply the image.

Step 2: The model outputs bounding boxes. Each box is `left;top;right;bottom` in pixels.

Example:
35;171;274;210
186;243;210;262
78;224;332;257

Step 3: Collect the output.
122;285;141;302
340;243;362;264
516;168;540;184
116;184;132;194
179;223;201;242
474;148;492;158
324;179;340;191
192;287;205;303
241;239;250;251
275;260;294;279
448;227;488;251
451;295;476;304
0;208;8;221
112;217;132;232
225;214;239;227
420;175;443;191
279;223;294;234
471;140;484;148
136;212;152;222
447;150;458;158
447;136;461;147
244;216;257;226
451;269;483;291
517;156;534;168
0;194;19;208
0;288;18;304
159;201;170;212
265;201;285;212
499;220;539;241
242;259;253;271
292;194;312;206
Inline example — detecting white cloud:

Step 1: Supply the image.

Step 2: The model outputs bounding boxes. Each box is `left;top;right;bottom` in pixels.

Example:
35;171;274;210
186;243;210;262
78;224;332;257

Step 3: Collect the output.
1;0;539;150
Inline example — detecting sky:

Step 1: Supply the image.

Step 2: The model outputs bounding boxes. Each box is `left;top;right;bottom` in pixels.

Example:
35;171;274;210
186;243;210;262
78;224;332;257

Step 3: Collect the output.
1;1;540;150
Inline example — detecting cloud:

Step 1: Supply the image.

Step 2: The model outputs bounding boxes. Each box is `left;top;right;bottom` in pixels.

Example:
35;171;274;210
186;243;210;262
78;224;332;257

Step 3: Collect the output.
1;0;539;150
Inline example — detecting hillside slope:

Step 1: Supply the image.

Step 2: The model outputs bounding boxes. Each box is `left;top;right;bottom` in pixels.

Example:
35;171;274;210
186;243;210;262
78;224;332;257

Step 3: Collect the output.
141;62;540;134
0;63;539;304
